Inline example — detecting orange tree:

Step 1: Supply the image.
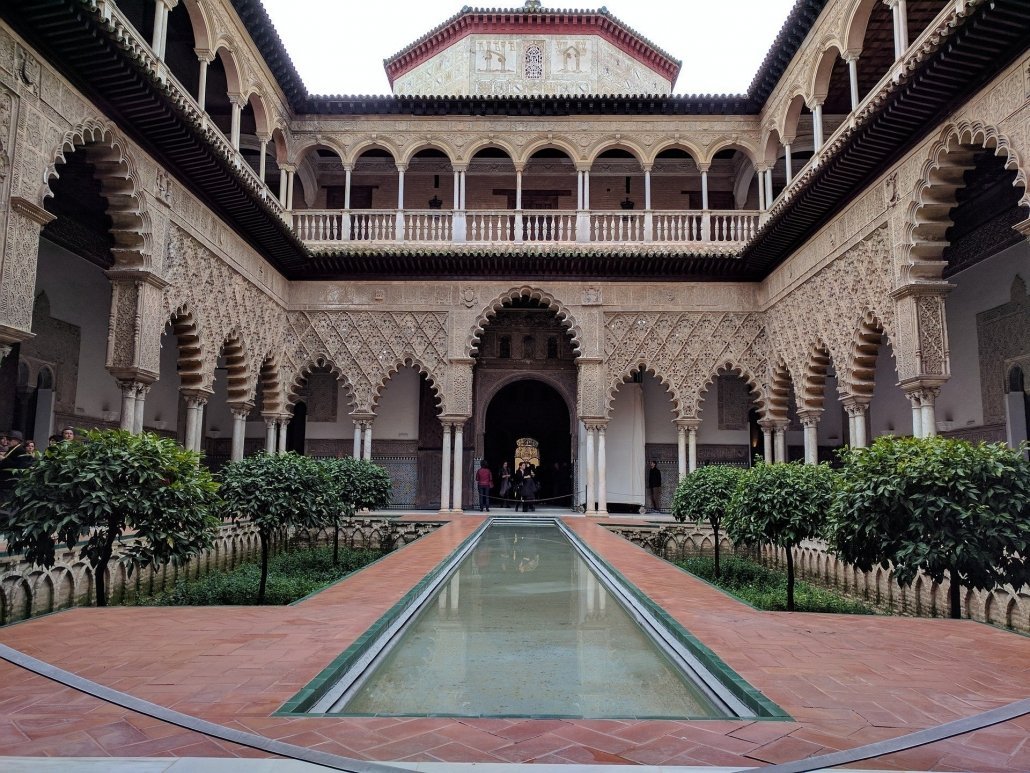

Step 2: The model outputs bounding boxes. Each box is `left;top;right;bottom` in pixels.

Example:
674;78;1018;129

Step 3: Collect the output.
671;464;744;578
828;436;1030;619
1;429;219;607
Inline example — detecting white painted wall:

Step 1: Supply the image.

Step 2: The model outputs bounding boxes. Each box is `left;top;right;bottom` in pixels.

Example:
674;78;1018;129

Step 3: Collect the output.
598;382;645;506
642;374;677;442
697;376;750;445
35;239;121;421
372;367;421;440
867;338;910;438
144;332;182;431
936;241;1029;430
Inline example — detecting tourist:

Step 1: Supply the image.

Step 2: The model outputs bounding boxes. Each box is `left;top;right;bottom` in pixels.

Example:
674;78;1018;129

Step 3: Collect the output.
61;426;76;442
648;460;662;513
24;440;38;459
513;462;526;512
521;468;538;512
0;432;8;456
498;461;512;507
475;460;493;512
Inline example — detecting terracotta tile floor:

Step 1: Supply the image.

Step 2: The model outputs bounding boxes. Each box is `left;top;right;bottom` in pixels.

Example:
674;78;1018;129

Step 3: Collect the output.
1;516;1028;769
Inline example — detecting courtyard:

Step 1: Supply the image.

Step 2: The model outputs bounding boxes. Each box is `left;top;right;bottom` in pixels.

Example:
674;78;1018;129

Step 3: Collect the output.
1;514;1027;770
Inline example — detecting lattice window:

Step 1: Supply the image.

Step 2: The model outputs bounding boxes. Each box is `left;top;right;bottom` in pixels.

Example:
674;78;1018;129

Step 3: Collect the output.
525;45;543;79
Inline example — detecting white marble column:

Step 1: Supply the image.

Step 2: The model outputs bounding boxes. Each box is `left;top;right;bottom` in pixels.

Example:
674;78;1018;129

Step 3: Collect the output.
285;167;295;210
256;136;268;182
264;417;277;453
119;382;138;431
183;394;207;452
784;144;793;185
764;167;774;208
395;164;406;241
229;95;243;149
196;51;212;110
700;166;709;210
850;402;868;448
688;426;698;473
584;424;596;514
812;102;824;151
757;167;767;210
799;411;821;465
596;425;607;515
277;417;289;454
908;392;923;438
278;168;288;206
845;52;860;110
762;425;774;462
920;389;938;438
152;0;177;60
773;425;787;463
514;165;524;243
230;407;248;461
643;166;653;241
676;424;687;479
515;168;523;210
363;419;373;460
133;384;148;434
440;422;452;512
452;422;464;512
888;0;909;60
352;420;362;458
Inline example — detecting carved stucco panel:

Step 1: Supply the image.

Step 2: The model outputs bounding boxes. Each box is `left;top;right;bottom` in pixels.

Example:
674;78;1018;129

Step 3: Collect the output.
765;224;898;403
282;309;449;414
603;311;768;420
162;225;286;398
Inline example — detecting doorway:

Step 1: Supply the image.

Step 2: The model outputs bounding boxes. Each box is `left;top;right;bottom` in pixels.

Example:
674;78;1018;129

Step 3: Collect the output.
484;379;572;507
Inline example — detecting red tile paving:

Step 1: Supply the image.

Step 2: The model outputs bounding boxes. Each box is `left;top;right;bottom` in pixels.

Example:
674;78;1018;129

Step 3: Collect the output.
1;514;1028;769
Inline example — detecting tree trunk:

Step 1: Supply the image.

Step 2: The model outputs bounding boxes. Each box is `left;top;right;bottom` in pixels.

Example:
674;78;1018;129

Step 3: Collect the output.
94;523;119;607
785;547;795;612
712;519;721;579
949;575;962;619
258;528;270;604
333;517;340;565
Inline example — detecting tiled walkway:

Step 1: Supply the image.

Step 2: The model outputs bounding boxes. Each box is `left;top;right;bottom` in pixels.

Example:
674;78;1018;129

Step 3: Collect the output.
0;516;1027;770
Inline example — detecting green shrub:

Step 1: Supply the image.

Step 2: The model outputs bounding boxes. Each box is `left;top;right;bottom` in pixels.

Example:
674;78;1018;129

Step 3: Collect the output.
144;545;383;606
671;464;743;578
675;555;874;614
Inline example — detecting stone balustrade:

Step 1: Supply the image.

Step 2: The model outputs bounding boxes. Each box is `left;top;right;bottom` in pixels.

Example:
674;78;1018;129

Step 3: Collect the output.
292;208;761;247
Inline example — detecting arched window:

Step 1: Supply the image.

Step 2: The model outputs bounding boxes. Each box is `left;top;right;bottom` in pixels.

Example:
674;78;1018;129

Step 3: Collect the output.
525;45;543;79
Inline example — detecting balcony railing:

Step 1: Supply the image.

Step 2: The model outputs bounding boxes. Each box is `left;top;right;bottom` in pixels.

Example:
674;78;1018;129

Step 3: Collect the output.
293;208;762;247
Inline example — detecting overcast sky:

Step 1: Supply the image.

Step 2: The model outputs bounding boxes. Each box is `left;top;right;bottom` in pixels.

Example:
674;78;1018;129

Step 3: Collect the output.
259;0;799;96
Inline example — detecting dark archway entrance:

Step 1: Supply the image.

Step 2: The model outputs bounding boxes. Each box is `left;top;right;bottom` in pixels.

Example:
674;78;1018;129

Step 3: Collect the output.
484;379;572;507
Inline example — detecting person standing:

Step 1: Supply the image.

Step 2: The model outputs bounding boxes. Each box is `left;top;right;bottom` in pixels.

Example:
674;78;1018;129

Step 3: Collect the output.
475;460;494;512
513;462;526;512
648;460;662;513
521;468;538;512
498;461;512;507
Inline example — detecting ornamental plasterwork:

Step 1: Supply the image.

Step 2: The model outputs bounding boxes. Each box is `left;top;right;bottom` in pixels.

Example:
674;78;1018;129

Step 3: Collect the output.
161;225;287;395
281;310;449;414
764;224;897;406
603;311;768;420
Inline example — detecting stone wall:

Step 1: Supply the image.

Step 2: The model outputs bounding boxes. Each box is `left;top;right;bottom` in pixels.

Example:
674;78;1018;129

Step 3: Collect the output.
603;522;1030;635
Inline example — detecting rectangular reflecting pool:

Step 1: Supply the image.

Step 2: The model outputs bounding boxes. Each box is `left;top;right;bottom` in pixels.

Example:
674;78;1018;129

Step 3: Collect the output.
290;518;785;720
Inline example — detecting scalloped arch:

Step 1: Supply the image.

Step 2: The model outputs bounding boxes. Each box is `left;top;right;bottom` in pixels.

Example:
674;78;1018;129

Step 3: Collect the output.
603;362;681;420
904;122;1029;278
844;309;896;400
371;357;444;413
765;358;796;422
285;355;356;410
256;353;284;415
43;119;153;269
697;361;766;419
166;305;206;390
800;339;838;412
465;286;582;358
216;330;251;405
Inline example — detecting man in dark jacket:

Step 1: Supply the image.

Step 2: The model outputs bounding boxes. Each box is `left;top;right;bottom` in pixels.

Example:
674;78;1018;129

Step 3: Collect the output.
648;460;662;513
0;430;34;504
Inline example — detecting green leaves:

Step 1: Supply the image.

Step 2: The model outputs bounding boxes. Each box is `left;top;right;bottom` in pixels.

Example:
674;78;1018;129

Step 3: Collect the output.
671;464;743;529
827;437;1030;608
725;462;836;550
0;429;219;606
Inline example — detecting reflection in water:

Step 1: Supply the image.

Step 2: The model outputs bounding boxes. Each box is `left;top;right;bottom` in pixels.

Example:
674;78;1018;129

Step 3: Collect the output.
339;523;721;718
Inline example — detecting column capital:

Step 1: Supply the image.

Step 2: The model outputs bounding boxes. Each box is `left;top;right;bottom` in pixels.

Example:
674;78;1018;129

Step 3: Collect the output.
512;162;526;173
640;163;653;173
395;163;408;173
450;163;468;173
228;401;254;418
796;408;823;427
575;162;592;173
181;388;212;407
156;0;180;10
842;49;861;63
888;280;955;301
695;162;711;173
194;48;215;64
674;418;702;430
278;162;297;173
841;396;871;416
261;413;278;428
901;382;942;404
754;163;770;173
583;419;608;432
227;93;246;108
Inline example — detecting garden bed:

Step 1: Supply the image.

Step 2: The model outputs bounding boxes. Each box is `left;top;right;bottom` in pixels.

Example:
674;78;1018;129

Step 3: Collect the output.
674;555;877;614
141;546;385;606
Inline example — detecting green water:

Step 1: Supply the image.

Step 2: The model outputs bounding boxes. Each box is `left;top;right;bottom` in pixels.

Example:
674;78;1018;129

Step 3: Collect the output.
335;522;724;718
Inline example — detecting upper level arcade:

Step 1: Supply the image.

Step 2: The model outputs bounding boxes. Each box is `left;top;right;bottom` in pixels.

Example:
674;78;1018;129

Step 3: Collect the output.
7;0;1021;277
